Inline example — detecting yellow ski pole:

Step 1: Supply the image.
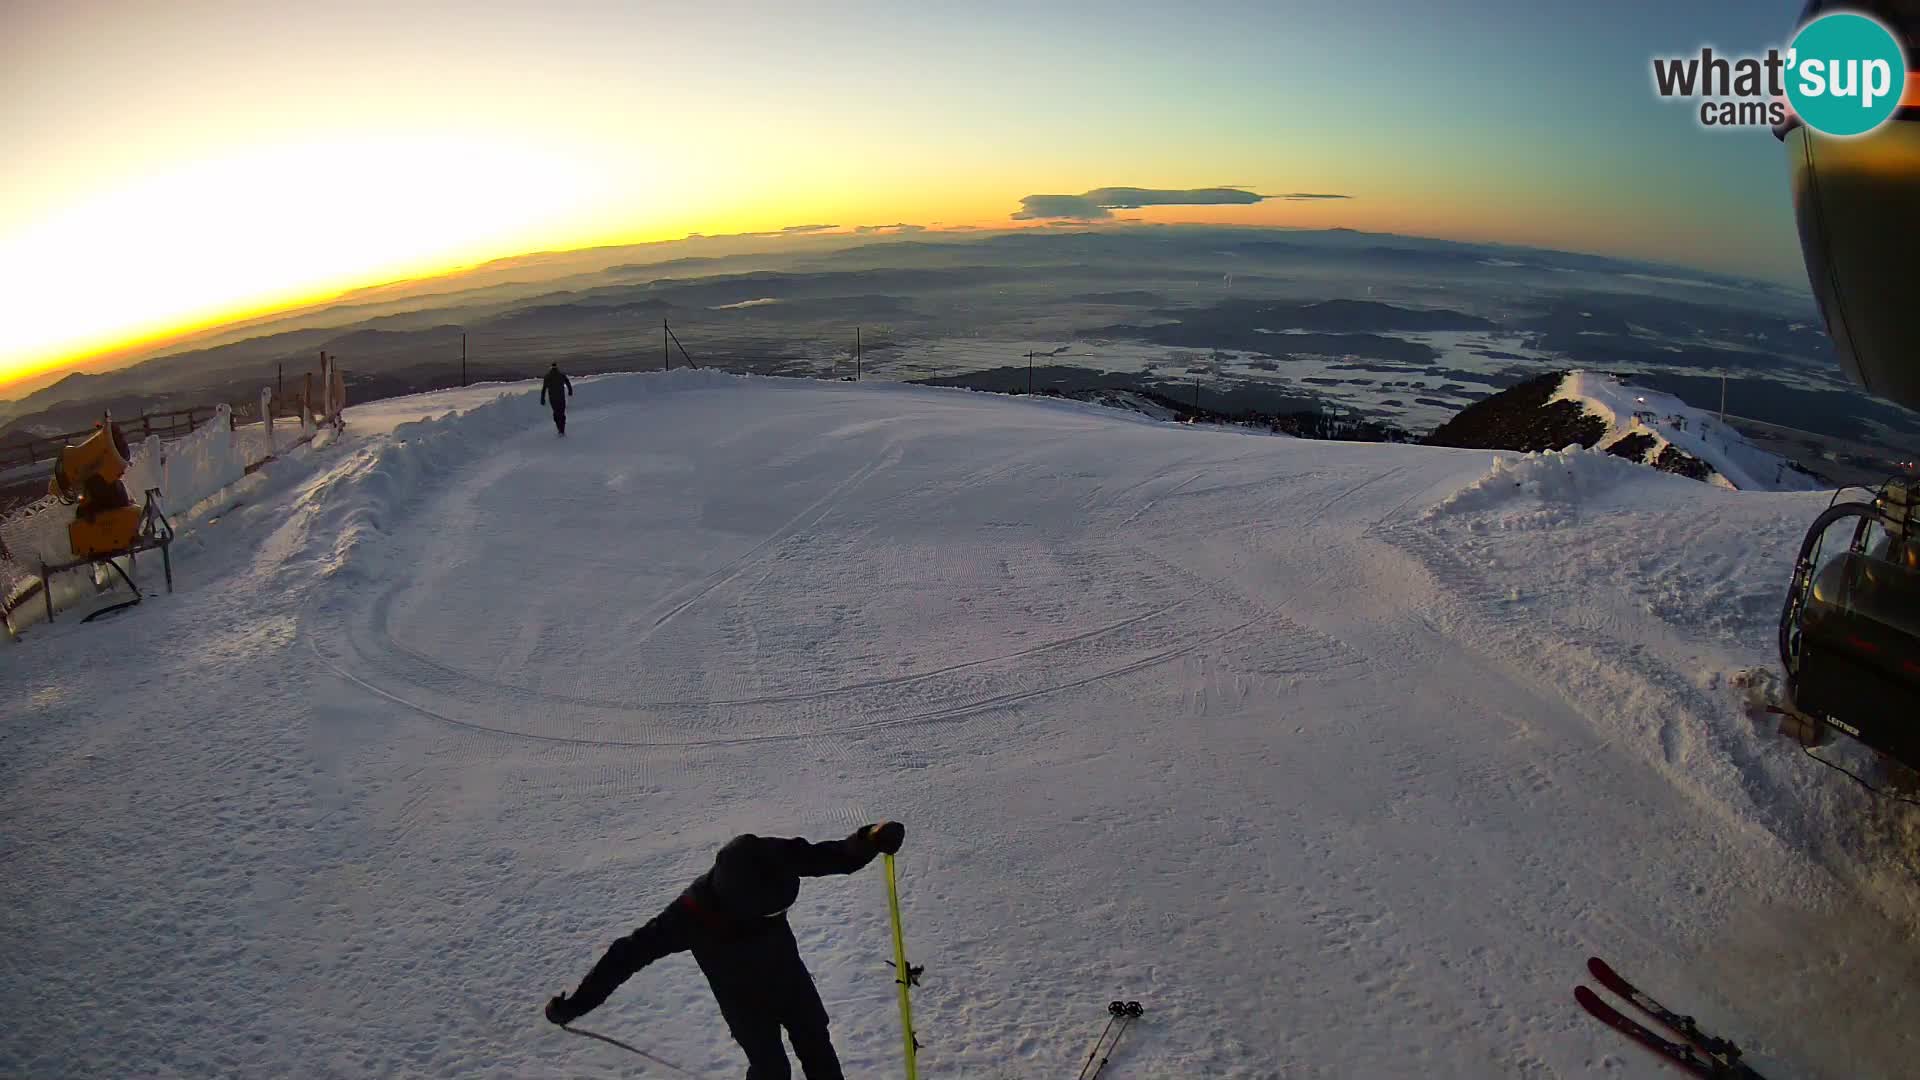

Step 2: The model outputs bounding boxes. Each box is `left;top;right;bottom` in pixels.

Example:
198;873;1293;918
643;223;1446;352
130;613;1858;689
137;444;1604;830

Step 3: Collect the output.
884;852;920;1080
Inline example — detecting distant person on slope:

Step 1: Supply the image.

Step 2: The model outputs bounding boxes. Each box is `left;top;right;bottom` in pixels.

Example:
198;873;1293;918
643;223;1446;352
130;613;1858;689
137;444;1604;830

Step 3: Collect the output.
544;821;906;1080
539;363;573;436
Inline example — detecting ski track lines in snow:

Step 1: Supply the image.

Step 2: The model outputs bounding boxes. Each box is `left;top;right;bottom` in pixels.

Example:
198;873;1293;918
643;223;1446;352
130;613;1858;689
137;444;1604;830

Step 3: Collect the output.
4;370;1918;1079
1384;474;1920;1075
313;385;1383;764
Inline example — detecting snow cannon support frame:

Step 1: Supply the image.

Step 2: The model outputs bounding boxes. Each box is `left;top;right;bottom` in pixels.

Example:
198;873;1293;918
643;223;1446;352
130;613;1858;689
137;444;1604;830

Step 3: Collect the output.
35;488;176;626
1775;476;1920;776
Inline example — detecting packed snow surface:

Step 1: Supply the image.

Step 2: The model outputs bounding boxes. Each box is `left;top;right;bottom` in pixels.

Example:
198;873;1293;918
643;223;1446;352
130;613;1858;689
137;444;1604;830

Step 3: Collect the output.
2;371;1916;1079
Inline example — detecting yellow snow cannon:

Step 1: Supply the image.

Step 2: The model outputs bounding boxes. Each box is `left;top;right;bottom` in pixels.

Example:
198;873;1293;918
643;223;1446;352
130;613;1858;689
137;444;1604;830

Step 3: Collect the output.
49;423;142;558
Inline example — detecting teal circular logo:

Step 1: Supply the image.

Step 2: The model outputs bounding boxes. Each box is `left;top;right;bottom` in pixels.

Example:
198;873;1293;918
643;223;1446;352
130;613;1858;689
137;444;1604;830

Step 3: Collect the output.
1787;12;1908;136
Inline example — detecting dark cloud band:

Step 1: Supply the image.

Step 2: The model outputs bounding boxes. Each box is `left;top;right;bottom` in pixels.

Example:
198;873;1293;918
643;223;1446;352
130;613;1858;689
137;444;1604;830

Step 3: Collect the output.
1013;186;1350;220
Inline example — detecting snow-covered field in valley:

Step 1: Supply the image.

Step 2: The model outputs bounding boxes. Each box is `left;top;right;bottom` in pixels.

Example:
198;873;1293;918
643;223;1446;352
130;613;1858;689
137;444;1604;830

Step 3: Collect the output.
3;371;1916;1079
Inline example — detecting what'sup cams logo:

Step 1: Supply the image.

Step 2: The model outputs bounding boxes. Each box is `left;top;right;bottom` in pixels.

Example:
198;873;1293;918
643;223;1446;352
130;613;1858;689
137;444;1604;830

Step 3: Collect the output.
1653;10;1910;135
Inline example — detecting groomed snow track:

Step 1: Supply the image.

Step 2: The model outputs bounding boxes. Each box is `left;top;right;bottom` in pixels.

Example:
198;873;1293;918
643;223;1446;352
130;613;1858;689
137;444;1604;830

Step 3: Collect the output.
2;370;1915;1078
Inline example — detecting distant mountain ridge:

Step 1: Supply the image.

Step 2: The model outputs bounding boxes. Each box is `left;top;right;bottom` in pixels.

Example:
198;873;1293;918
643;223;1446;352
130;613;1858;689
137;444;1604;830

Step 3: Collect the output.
1426;370;1822;491
4;225;1858;461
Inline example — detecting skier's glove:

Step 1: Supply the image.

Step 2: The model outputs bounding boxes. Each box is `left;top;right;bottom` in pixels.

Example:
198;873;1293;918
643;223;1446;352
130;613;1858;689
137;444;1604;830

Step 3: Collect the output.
866;820;905;855
545;993;581;1026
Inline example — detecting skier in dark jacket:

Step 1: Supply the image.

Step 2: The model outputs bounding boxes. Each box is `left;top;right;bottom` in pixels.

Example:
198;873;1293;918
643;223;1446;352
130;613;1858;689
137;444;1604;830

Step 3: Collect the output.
539;363;573;435
545;821;907;1080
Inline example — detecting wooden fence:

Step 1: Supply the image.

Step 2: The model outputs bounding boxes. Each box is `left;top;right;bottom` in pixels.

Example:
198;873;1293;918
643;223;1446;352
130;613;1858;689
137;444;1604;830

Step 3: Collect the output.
0;406;223;473
0;385;331;475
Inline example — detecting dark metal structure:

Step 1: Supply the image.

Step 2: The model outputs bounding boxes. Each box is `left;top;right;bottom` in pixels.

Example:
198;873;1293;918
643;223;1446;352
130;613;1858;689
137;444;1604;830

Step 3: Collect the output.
1771;2;1920;776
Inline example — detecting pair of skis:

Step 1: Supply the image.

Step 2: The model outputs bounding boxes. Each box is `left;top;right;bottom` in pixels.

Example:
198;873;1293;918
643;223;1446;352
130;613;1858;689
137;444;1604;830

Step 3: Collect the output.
1576;957;1763;1078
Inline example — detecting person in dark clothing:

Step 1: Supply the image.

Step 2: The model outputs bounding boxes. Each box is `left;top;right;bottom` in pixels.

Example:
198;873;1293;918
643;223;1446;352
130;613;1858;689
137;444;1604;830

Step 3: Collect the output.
539;363;573;435
545;821;907;1080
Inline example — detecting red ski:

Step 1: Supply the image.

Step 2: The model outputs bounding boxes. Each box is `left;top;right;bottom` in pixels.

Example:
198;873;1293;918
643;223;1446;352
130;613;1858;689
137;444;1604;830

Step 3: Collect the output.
1576;986;1718;1078
1586;957;1744;1062
1576;958;1765;1078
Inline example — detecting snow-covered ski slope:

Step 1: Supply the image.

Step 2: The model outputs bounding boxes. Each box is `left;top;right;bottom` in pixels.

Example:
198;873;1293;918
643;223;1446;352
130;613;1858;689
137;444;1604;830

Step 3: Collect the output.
1552;371;1822;492
3;371;1916;1079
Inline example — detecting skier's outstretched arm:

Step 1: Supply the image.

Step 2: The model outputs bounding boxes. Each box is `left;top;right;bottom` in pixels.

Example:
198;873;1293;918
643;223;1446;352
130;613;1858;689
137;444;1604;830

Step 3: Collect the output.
775;821;904;878
546;901;695;1024
564;372;573;396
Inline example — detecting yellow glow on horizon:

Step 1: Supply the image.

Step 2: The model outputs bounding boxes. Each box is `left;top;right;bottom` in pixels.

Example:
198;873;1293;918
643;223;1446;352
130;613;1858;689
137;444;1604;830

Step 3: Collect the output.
0;178;1785;397
2;2;1815;401
0;131;615;388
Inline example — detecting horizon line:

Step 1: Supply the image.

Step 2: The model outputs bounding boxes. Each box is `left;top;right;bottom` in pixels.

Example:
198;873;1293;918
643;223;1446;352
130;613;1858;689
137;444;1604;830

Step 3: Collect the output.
0;221;1808;400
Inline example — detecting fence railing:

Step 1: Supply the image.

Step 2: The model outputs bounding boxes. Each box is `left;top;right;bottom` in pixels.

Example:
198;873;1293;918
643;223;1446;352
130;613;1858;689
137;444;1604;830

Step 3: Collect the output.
1;361;340;478
0;406;222;473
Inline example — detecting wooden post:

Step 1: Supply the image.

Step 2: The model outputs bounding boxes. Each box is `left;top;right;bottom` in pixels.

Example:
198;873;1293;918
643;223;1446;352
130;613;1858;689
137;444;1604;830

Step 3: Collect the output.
461;333;468;387
1720;373;1727;423
664;319;670;371
856;326;862;381
331;360;345;429
1027;351;1035;395
277;363;284;408
320;350;331;423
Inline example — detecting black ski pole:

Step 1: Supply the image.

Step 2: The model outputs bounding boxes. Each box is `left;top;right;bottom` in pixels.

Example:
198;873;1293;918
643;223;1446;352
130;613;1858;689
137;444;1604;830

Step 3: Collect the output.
1076;1003;1124;1080
563;1024;699;1077
1088;1001;1143;1080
